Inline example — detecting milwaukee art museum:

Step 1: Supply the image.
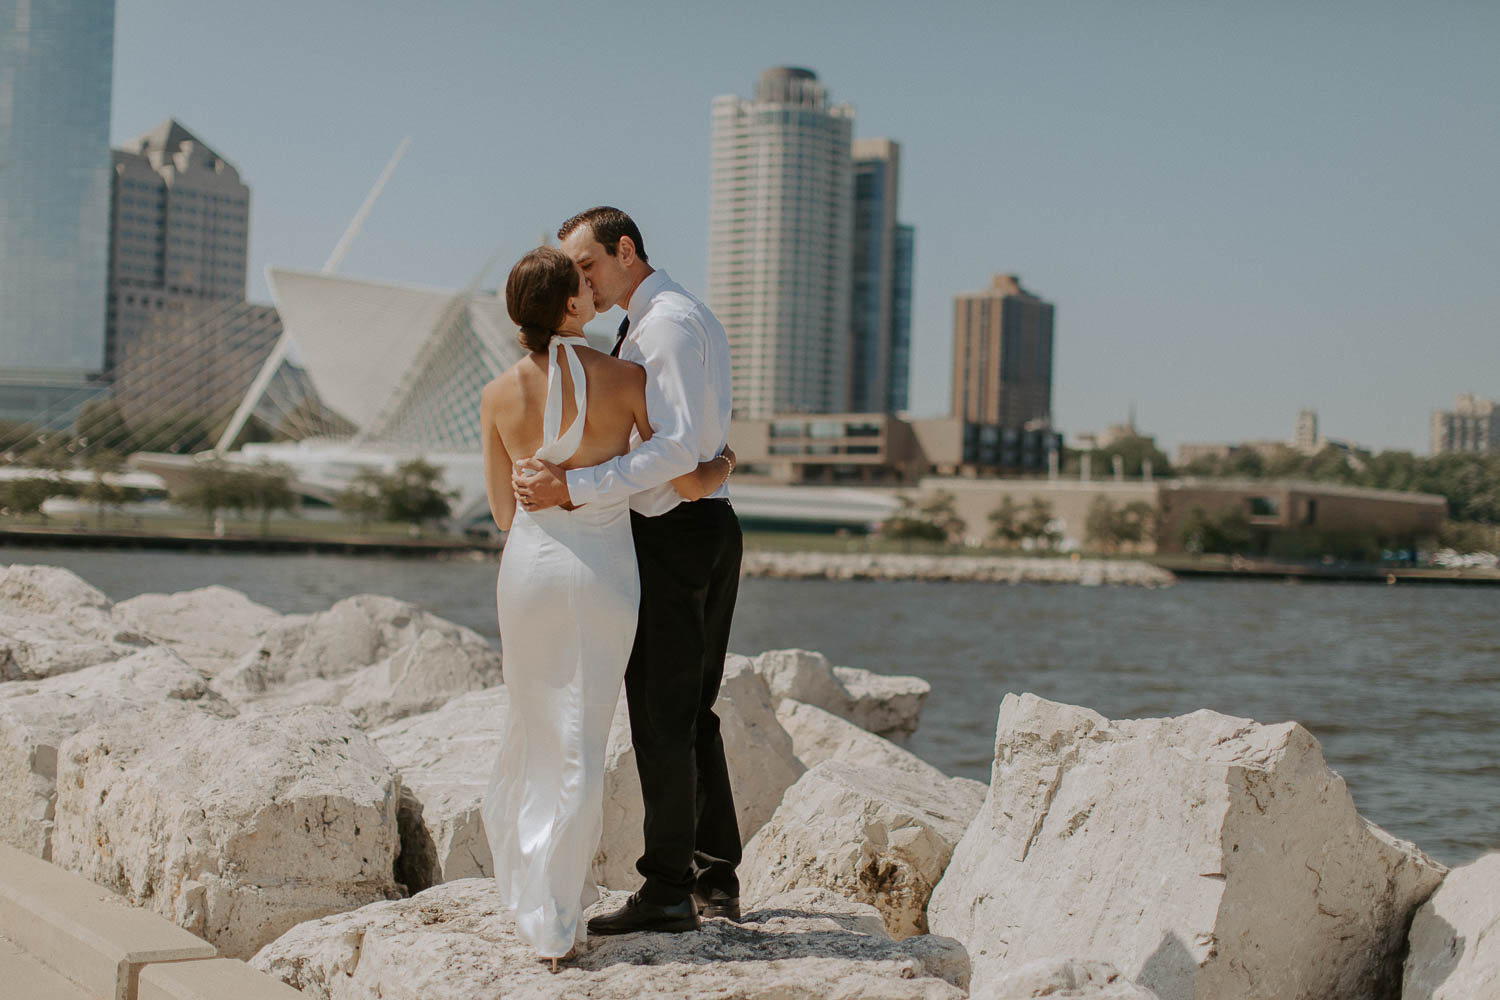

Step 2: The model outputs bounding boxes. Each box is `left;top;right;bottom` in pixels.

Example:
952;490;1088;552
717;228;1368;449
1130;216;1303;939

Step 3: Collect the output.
134;264;529;526
134;262;897;533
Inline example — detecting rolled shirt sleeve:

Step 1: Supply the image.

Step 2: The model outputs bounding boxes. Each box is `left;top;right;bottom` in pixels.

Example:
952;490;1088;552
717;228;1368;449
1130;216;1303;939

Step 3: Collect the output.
564;317;705;505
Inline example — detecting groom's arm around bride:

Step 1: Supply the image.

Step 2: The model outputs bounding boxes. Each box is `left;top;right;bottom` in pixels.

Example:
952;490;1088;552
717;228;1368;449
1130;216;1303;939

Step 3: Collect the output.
514;207;745;932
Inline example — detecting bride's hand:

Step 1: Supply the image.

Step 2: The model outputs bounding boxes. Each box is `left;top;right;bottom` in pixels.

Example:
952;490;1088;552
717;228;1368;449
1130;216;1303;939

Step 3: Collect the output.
513;457;572;511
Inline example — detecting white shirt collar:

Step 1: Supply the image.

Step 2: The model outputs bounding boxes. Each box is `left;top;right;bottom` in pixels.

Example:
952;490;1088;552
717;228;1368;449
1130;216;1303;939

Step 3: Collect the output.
625;269;670;327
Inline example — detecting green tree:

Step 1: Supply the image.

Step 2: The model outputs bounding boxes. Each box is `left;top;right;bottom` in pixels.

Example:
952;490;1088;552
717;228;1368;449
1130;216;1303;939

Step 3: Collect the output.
987;496;1022;546
1117;500;1156;547
919;490;966;542
81;452;126;527
1092;433;1173;478
335;468;387;532
1018;498;1060;551
240;461;297;536
1179;505;1255;555
0;478;60;521
171;459;245;528
1225;448;1266;479
73;400;131;459
24;433;75;475
880;494;949;543
383;459;455;535
1085;496;1122;551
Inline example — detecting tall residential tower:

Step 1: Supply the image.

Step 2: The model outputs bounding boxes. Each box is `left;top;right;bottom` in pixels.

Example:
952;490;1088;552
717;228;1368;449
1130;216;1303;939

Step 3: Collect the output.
0;0;115;423
708;67;854;418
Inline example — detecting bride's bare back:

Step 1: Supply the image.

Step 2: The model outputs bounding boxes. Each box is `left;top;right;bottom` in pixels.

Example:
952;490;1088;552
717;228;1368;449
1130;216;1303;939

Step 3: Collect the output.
497;345;648;471
481;343;647;524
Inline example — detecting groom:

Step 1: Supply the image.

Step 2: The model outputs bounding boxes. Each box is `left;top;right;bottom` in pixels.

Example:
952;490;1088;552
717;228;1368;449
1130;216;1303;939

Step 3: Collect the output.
513;207;742;934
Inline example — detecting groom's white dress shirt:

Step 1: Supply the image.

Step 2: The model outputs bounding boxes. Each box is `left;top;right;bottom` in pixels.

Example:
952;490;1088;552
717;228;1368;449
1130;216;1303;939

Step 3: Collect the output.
563;269;733;517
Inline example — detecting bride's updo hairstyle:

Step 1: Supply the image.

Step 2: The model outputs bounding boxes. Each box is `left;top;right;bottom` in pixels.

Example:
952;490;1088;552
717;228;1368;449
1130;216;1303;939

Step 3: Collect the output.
506;246;579;352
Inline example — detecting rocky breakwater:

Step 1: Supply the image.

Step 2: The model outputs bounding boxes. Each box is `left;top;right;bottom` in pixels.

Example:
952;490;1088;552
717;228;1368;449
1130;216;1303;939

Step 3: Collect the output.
742;550;1175;587
929;693;1449;1000
0;563;507;959
4;559;1496;999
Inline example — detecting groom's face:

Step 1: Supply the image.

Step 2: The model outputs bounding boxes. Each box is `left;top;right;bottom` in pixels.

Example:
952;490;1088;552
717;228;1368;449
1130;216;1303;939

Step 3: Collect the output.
561;226;630;312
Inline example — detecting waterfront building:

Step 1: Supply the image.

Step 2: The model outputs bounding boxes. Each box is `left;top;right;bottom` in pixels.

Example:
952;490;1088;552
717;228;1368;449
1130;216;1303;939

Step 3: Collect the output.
926;477;1444;554
106;120;251;373
709;67;855;418
952;274;1055;429
134;267;527;521
0;0;115;424
849;139;915;414
728;411;1062;484
1431;393;1499;455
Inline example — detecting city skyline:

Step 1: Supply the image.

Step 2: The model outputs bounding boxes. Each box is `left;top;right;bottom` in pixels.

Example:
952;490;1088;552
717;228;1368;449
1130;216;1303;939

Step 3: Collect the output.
103;1;1500;455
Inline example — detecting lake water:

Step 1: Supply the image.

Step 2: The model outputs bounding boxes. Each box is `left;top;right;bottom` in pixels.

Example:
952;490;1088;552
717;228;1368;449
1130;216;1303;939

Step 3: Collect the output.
4;544;1496;866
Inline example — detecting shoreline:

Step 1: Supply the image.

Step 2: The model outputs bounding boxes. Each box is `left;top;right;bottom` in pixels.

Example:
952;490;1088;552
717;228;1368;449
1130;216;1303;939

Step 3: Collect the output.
8;526;1500;587
0;525;498;558
740;550;1175;586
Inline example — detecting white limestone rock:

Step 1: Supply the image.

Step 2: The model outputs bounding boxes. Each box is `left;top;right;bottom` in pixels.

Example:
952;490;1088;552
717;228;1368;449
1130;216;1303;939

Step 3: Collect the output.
251;880;969;1000
0;645;233;860
1403;852;1500;999
371;686;510;891
52;703;404;959
594;655;804;889
751;647;929;739
980;958;1161;999
741;760;983;939
0;564;152;680
928;693;1447;1000
777;697;965;784
113;585;281;673
214;594;502;725
0;562;115;624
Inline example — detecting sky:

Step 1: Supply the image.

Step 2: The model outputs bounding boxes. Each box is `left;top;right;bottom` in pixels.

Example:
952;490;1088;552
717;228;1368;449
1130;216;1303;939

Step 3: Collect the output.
110;0;1500;455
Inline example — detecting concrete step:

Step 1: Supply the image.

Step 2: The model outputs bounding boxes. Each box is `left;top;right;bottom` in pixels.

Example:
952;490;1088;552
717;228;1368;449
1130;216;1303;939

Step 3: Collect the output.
0;933;94;1000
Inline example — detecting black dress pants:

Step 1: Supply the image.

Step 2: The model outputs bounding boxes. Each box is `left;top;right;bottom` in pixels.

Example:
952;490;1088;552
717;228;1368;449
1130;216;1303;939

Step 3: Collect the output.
626;497;743;905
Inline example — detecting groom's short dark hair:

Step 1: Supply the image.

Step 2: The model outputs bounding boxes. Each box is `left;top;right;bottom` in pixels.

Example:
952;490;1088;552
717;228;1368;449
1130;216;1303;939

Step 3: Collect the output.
557;207;648;264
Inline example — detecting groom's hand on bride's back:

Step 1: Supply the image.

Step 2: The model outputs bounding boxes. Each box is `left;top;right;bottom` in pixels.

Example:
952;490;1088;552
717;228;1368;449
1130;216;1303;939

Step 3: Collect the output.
513;457;572;511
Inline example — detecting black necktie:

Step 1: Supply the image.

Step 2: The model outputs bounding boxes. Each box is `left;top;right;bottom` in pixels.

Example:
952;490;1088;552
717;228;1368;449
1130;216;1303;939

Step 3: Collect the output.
611;316;630;358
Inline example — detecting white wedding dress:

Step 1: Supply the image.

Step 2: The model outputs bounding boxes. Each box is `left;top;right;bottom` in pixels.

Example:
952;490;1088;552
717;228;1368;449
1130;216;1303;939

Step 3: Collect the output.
482;334;639;958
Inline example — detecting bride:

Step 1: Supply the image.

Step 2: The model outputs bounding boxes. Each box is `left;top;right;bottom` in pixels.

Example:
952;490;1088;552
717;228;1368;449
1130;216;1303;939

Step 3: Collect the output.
478;246;731;970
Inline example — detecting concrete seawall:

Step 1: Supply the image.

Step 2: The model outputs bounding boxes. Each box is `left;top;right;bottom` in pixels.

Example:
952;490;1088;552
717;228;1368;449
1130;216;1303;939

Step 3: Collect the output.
0;844;301;1000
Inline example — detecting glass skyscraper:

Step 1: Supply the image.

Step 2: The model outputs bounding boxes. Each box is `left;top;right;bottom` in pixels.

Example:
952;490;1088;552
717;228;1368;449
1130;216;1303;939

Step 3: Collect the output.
849;138;915;414
0;0;115;422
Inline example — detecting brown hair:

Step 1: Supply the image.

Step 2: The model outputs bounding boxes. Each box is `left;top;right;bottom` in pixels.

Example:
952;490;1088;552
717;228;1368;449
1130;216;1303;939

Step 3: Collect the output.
505;246;579;352
556;206;649;263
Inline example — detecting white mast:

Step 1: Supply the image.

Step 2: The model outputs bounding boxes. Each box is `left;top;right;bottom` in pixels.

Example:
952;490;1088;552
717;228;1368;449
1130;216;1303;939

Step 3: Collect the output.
214;137;411;455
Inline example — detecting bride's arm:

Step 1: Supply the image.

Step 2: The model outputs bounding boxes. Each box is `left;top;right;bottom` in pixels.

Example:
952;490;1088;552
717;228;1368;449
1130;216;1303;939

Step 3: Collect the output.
626;372;733;501
481;381;516;530
671;448;734;500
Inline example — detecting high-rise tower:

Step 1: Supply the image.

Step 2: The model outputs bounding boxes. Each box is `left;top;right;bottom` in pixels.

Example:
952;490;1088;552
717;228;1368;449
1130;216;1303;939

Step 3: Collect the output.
849;138;914;413
952;274;1055;428
106;120;251;373
708;67;854;418
0;0;115;423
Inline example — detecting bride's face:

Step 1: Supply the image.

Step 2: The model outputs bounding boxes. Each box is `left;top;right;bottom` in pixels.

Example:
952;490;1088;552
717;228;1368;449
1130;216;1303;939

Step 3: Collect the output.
568;262;597;327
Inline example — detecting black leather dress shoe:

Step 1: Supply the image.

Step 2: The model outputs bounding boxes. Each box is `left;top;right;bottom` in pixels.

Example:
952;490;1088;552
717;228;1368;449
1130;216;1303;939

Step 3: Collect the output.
586;893;700;935
693;887;741;921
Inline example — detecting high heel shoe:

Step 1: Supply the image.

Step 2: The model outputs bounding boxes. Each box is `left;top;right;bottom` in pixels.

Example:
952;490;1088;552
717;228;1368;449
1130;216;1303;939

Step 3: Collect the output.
543;947;576;974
